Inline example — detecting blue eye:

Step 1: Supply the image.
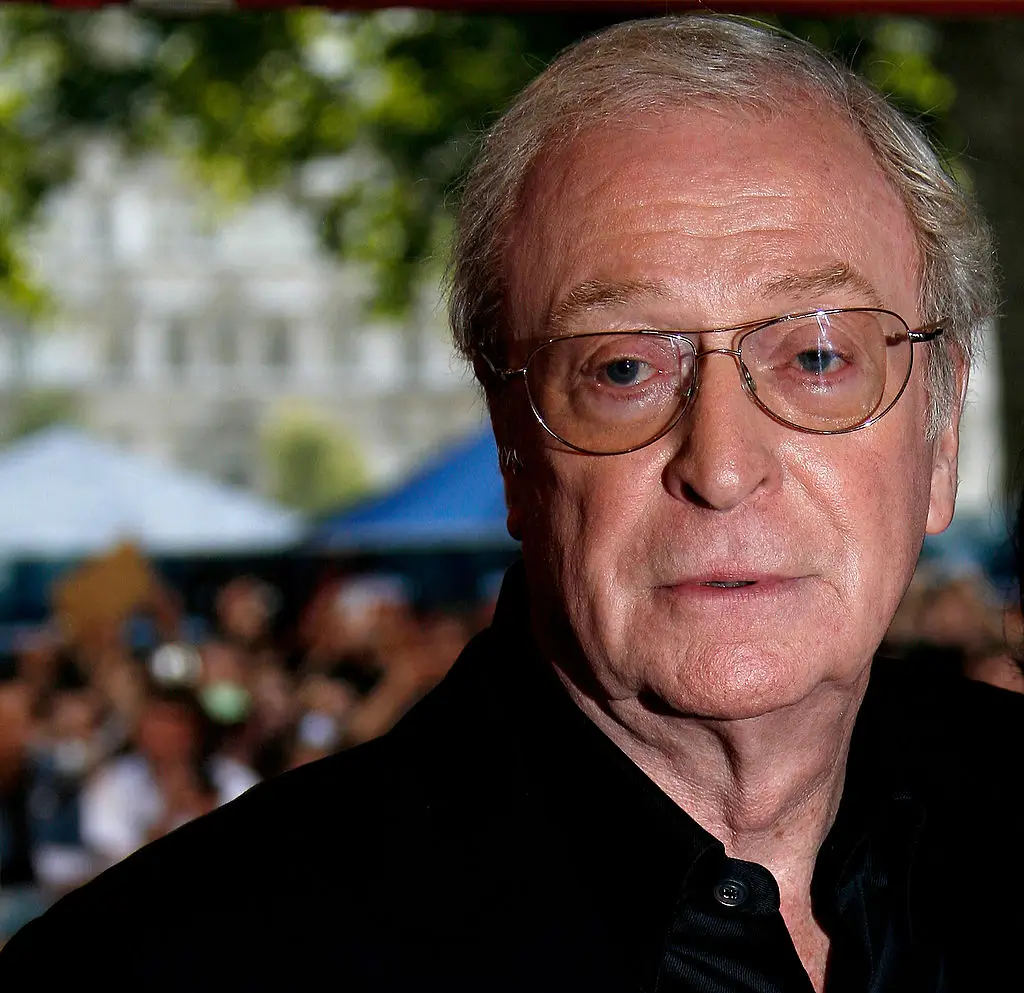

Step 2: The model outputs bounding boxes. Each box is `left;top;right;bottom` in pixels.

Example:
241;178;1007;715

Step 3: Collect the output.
604;359;644;386
795;348;843;375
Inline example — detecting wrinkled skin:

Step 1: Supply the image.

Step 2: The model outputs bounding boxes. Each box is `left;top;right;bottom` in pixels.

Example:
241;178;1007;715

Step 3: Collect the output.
498;103;962;723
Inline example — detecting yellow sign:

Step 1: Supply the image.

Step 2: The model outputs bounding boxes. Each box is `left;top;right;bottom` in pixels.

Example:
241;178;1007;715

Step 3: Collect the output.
53;542;157;645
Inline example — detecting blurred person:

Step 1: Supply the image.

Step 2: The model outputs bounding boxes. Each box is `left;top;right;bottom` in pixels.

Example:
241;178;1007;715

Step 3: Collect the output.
295;574;411;688
990;468;1024;693
79;686;257;870
203;578;283;712
916;573;1024;691
11;630;64;714
0;682;35;889
0;680;51;944
196;639;253;727
90;655;148;760
25;677;104;893
286;673;359;770
194;636;288;779
962;642;1024;693
884;569;1024;693
343;612;466;746
249;662;295;743
417;612;471;682
241;661;297;779
4;15;1022;992
214;577;277;653
914;574;1004;657
881;568;934;646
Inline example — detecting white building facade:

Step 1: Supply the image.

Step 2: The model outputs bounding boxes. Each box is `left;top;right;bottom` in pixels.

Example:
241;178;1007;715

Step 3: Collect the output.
0;139;483;491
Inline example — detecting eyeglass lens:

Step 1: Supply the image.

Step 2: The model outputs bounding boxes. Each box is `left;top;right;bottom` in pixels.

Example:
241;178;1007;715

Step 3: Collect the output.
524;310;913;454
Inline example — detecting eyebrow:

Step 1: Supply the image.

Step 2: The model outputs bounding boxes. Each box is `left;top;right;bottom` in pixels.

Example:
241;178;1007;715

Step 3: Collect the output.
754;262;884;309
546;278;670;334
545;261;885;335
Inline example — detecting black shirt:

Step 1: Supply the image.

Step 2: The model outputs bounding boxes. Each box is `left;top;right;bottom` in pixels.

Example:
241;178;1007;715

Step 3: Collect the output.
482;570;932;992
0;563;1020;990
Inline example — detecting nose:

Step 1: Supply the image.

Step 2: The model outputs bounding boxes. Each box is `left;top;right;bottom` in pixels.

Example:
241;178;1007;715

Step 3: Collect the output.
662;348;779;511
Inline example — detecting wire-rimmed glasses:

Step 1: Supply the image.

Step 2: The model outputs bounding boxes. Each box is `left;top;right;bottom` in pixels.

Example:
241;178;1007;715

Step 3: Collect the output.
483;308;944;456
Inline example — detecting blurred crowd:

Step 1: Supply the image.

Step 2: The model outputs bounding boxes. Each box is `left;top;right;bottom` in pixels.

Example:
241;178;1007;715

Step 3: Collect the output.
0;563;490;939
1;555;1023;942
885;565;1024;693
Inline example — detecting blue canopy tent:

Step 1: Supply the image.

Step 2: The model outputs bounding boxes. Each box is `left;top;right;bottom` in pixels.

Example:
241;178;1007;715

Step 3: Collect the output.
308;426;516;552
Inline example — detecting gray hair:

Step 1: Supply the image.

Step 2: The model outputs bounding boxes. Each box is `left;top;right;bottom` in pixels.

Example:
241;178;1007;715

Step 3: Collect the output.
448;14;997;437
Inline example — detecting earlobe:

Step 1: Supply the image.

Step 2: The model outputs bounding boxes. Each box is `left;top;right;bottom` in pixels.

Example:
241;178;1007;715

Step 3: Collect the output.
503;461;524;541
506;504;523;541
929;356;966;532
925;434;958;536
925;379;965;536
496;438;525;541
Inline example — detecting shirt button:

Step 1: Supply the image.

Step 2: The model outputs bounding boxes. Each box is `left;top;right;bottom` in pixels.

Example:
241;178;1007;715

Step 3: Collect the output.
712;878;749;908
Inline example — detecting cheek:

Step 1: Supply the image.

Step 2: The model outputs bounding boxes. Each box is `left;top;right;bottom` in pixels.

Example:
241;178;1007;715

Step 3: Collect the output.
513;453;667;687
511;447;666;637
516;450;663;565
797;432;933;605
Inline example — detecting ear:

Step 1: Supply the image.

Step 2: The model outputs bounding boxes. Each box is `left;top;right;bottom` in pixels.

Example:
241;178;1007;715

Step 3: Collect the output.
498;442;525;541
925;360;968;536
489;406;524;542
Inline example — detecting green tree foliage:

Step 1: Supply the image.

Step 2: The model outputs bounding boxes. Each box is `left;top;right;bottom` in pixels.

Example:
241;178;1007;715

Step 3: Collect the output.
261;403;369;514
0;8;959;318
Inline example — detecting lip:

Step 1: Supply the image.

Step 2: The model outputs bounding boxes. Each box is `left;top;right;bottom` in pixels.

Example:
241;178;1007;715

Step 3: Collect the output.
658;574;806;600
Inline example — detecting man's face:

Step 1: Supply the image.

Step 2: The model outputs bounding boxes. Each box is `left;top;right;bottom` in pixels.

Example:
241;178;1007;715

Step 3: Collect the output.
500;103;962;720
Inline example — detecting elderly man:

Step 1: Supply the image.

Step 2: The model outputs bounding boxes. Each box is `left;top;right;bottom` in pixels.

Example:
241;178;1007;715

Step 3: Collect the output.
2;15;1019;993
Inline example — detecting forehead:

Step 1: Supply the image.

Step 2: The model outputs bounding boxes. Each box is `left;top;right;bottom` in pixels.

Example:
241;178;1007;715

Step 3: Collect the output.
503;101;921;337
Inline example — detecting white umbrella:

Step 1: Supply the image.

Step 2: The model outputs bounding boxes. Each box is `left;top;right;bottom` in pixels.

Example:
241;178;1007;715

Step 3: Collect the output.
0;428;303;558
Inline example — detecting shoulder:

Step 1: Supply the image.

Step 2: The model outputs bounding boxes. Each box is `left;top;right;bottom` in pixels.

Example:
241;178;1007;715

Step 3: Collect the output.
862;656;1024;808
865;655;1024;770
863;657;1024;952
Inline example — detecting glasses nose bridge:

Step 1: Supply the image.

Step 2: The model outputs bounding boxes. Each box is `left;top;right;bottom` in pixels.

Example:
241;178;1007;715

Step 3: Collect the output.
689;344;756;401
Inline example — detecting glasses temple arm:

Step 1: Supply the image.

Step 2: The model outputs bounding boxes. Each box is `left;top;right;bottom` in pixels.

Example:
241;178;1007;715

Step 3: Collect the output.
478;351;526;382
907;323;944;343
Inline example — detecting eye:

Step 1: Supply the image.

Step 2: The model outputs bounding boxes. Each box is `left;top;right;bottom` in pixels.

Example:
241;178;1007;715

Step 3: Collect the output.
602;357;654;387
794;347;846;376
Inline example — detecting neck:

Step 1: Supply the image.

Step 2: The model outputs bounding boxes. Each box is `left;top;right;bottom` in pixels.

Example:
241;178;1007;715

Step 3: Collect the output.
557;665;870;991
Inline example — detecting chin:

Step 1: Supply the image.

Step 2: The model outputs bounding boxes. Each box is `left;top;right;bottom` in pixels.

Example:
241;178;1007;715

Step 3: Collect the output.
641;645;831;722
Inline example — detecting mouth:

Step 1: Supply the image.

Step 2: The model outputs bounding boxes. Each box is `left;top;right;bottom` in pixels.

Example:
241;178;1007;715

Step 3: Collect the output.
661;574;803;597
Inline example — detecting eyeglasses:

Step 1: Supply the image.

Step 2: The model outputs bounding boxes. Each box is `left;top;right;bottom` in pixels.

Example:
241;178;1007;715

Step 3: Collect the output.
484;308;944;456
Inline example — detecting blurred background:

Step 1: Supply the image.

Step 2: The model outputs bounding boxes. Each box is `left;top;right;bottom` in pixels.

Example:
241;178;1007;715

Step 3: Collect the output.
1;2;1024;940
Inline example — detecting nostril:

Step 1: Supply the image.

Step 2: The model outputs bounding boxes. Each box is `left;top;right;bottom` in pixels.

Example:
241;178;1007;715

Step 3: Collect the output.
680;479;719;510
